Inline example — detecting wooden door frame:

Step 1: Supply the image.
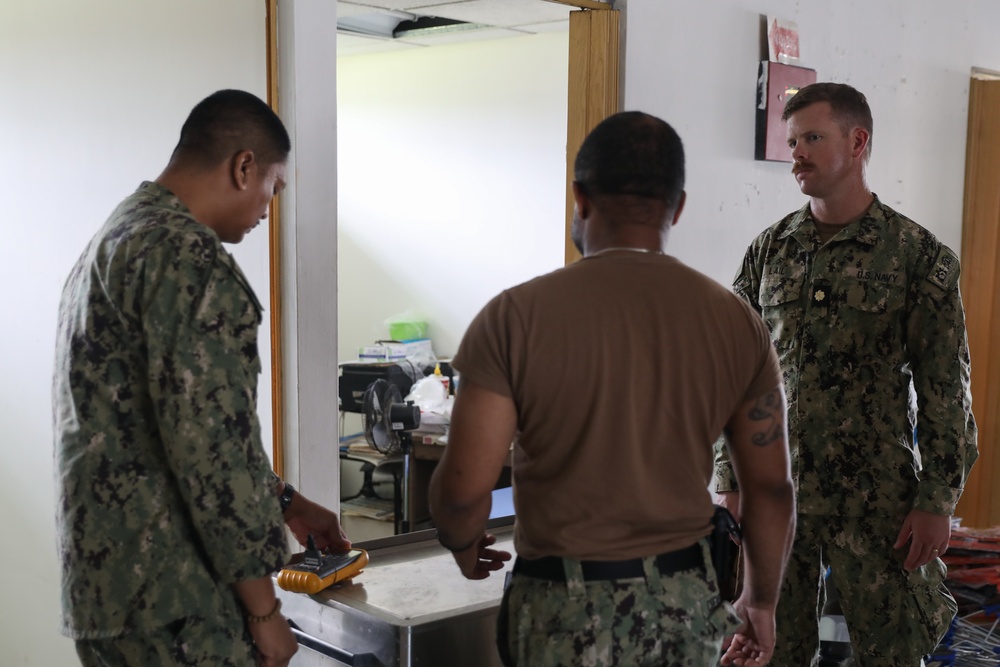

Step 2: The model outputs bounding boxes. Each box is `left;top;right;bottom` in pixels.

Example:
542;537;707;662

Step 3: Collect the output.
265;0;285;477
564;5;620;265
264;0;619;473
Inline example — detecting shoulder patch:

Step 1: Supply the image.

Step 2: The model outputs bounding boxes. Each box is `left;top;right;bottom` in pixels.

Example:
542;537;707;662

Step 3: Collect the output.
926;246;960;293
733;273;751;296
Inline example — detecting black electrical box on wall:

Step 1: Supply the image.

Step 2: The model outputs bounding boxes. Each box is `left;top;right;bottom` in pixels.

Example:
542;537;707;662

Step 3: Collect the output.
755;60;816;162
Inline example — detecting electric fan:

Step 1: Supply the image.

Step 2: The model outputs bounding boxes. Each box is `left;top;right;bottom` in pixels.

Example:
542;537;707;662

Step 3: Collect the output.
361;379;421;532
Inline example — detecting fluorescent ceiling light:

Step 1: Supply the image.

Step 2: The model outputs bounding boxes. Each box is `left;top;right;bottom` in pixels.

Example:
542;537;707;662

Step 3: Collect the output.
395;19;491;39
337;11;485;40
337;11;416;38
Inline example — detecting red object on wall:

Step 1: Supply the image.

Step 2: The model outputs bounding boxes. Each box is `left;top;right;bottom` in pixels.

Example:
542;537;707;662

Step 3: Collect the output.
768;18;800;62
755;61;817;162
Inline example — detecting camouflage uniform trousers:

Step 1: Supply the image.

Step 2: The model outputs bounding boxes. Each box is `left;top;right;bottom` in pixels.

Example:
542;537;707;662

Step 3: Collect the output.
75;610;256;667
771;513;956;667
499;540;743;666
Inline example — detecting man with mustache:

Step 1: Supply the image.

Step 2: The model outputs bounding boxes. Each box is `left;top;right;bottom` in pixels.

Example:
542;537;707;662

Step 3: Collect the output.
714;82;978;666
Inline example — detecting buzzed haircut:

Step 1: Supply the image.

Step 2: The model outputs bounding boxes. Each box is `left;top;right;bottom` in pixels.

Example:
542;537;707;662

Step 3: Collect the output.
782;82;874;158
170;89;291;168
574;111;685;211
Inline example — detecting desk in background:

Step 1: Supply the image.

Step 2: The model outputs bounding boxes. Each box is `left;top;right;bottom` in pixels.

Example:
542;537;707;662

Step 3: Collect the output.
340;432;511;536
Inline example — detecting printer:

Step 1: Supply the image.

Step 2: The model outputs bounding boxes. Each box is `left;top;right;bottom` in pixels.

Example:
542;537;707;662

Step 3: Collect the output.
338;362;417;413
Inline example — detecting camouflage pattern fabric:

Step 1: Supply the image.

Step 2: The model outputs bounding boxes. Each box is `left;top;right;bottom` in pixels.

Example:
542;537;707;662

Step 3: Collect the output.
499;540;742;666
52;182;288;639
772;514;956;667
75;610;255;667
715;196;977;517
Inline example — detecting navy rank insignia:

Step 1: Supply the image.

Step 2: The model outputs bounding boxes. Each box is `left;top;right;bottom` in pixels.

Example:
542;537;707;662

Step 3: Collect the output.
927;247;959;292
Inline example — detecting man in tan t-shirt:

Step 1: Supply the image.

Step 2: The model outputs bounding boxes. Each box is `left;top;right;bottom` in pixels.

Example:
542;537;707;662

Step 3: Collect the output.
429;111;796;667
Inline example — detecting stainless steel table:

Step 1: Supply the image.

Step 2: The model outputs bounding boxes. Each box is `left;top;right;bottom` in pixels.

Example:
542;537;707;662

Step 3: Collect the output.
277;523;515;667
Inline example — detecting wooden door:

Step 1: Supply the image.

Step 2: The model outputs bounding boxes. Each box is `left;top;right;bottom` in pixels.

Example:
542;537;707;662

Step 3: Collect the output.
955;71;1000;528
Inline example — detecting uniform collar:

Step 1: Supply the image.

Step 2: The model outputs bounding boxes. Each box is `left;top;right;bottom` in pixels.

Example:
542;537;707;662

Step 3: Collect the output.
138;180;193;216
779;194;885;246
137;182;264;313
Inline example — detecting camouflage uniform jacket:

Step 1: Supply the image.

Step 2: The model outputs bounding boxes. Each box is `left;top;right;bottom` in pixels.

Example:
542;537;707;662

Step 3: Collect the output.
53;182;288;639
715;196;977;517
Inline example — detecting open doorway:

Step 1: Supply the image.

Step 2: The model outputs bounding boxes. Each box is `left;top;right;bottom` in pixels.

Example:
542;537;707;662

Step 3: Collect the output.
335;15;571;540
264;1;619;534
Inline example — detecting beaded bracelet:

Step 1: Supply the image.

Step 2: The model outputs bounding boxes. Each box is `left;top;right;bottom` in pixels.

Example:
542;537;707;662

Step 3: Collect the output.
245;598;283;624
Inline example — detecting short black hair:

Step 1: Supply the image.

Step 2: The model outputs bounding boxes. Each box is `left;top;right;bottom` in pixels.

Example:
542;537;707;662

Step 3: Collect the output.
170;89;290;168
782;82;873;158
574;111;685;211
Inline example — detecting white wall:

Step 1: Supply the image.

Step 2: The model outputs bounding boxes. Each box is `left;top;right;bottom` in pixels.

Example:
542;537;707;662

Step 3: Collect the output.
620;0;1000;287
336;32;569;368
6;0;1000;664
1;1;270;663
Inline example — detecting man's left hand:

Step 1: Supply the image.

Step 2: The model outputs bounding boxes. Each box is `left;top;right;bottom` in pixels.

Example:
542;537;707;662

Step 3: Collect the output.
451;532;512;580
284;492;352;552
893;509;951;571
720;598;776;667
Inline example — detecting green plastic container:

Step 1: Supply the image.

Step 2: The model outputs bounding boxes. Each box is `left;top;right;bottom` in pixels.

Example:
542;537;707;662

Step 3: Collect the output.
388;320;427;341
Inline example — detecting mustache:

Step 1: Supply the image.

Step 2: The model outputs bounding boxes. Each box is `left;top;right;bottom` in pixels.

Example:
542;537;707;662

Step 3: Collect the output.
792;162;814;175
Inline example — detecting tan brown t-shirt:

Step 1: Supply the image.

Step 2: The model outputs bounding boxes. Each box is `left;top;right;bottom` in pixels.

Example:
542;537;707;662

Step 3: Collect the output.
453;250;782;560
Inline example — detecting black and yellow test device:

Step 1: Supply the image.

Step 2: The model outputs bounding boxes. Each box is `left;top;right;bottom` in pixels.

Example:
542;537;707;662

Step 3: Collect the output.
277;536;369;595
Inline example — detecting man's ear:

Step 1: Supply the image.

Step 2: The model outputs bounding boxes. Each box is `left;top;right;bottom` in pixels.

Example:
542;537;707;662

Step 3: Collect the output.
231;150;256;190
851;128;870;160
571;181;590;219
670;191;687;227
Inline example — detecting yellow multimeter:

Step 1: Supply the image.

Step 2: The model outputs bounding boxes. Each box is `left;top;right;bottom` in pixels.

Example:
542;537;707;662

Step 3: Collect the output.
277;536;369;595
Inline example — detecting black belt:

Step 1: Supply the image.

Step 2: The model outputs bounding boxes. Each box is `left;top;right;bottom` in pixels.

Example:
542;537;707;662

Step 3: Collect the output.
513;543;703;582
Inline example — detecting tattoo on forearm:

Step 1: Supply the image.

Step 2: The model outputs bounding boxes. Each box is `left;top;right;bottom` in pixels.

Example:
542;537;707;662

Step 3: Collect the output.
748;389;783;447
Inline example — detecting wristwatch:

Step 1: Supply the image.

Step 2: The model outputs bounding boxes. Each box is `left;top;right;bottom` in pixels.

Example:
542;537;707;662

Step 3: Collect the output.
279;482;296;513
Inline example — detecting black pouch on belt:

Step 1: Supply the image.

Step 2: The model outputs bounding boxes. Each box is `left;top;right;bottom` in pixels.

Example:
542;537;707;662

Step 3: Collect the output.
709;505;742;602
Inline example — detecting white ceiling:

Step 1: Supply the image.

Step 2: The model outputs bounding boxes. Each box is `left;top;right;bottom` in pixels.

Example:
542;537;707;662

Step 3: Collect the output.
336;0;596;56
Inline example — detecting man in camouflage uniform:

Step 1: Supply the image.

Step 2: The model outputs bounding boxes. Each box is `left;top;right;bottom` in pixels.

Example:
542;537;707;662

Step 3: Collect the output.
715;82;978;666
430;112;796;667
53;90;350;667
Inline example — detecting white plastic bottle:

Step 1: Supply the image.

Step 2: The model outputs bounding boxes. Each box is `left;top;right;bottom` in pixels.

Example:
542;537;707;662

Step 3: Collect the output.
433;363;450;396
